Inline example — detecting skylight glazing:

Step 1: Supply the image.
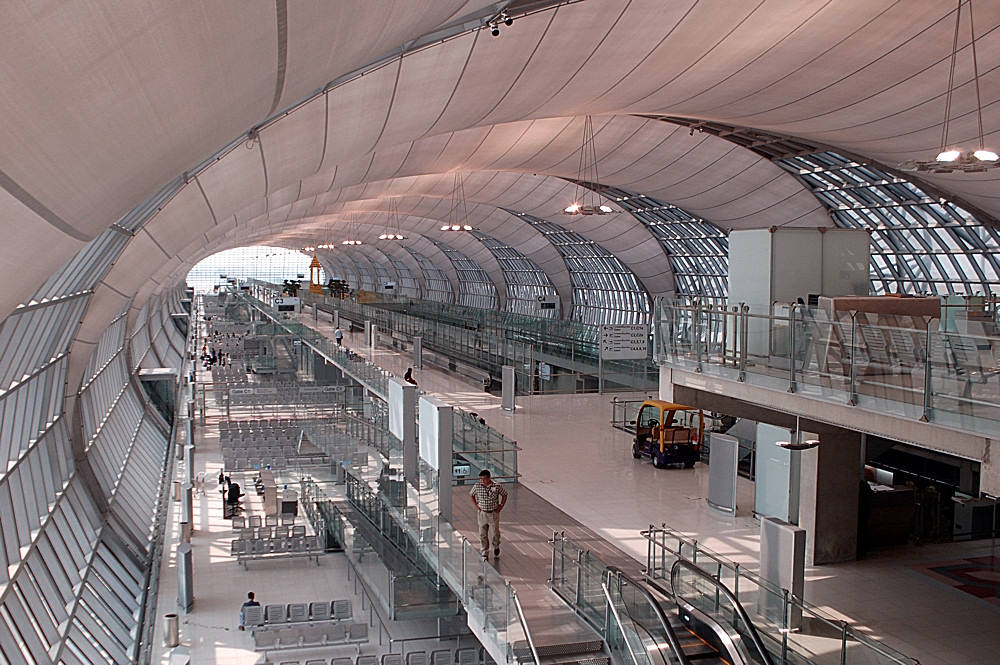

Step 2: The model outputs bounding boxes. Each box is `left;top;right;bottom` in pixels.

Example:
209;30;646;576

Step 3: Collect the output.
598;186;729;304
401;247;453;303
779;152;1000;296
186;246;322;293
468;231;559;318
429;240;498;310
507;210;649;325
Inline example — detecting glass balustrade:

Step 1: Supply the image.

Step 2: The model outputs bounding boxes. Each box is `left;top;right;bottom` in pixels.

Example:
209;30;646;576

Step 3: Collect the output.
263;282;658;393
653;297;1000;440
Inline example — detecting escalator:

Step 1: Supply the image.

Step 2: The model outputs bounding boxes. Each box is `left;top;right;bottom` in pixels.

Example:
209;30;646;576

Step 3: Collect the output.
604;563;774;665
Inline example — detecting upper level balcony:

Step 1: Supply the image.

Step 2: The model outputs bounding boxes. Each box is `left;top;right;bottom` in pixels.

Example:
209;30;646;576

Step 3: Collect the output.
652;297;1000;443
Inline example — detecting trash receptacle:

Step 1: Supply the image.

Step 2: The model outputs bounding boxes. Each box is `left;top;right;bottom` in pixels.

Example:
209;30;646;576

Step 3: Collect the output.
164;613;179;647
172;480;182;502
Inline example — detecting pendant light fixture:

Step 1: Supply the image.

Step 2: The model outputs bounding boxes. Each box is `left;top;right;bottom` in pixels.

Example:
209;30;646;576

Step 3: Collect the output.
378;198;407;240
901;0;997;173
440;173;474;231
341;213;363;246
563;115;614;215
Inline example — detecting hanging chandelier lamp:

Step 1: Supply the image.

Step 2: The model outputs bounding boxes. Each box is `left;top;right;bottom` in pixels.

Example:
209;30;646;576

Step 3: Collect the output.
378;198;407;240
563;115;614;215
441;173;474;231
901;0;997;173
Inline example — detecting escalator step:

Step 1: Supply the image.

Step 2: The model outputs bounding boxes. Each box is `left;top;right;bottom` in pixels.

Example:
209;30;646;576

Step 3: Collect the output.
681;643;720;659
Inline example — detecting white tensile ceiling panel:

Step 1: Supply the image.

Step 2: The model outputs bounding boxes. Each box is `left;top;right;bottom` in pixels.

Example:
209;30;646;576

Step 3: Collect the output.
0;1;275;236
584;0;776;113
144;182;216;257
364;142;416;185
529;0;694;118
427;14;552;134
626;0;838;113
300;169;337;200
395;134;455;177
101;230;169;295
378;33;477;146
259;97;327;191
235;199;268;227
479;1;636;125
197;144;267;225
487;117;579;172
268;182;303;215
0;189;87;319
322;63;399;168
280;1;479;110
670;1;902;118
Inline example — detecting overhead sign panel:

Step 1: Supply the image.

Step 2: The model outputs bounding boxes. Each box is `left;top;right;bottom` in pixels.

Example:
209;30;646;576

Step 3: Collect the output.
599;324;648;360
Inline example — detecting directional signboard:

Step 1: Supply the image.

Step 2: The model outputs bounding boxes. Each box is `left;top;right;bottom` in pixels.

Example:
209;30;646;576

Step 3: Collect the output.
599;324;649;360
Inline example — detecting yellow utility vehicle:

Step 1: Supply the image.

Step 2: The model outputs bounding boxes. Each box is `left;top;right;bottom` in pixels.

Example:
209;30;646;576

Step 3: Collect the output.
632;400;703;469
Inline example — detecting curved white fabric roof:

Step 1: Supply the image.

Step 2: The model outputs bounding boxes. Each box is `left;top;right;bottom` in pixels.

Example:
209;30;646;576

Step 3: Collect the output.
2;0;998;324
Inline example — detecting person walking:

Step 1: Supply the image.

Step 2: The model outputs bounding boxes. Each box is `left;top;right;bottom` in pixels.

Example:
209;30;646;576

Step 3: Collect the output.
334;327;344;346
469;470;507;559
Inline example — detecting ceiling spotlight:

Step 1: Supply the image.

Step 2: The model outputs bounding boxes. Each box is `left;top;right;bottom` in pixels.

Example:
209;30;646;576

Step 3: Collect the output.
490;22;499;36
974;149;998;162
441;225;450;231
463;225;473;231
599;204;613;213
502;12;512;26
935;149;960;163
564;203;581;214
452;225;461;231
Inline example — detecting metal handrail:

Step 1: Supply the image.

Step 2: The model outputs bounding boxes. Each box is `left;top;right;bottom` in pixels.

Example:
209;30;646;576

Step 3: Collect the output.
608;567;691;665
601;580;643;665
510;587;541;665
667;560;774;665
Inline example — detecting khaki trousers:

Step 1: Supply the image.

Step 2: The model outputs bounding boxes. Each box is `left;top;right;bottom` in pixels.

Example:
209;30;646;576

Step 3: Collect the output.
477;509;501;555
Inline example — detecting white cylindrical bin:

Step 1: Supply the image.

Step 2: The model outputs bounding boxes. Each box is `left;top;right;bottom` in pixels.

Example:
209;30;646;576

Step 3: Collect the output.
172;481;182;502
164;613;180;647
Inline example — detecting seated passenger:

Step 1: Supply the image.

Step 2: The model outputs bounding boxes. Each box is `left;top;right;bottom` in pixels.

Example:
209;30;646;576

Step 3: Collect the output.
239;591;260;630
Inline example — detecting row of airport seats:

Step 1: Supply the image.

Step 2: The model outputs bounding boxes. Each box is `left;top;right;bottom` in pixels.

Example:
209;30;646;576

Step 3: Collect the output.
234;525;307;541
243;600;352;628
233;514;298;529
253;621;368;653
225;453;291;471
271;650;484;665
231;535;323;568
211;364;247;382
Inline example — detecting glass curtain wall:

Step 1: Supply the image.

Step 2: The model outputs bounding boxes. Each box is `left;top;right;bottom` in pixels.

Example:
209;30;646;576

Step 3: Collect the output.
186;246;323;293
468;231;559;317
596;185;729;304
505;210;649;325
429;240;498;310
401;247;453;303
778;151;1000;296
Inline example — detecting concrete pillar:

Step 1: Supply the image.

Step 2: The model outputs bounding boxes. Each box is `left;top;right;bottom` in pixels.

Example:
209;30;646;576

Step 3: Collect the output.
798;429;862;564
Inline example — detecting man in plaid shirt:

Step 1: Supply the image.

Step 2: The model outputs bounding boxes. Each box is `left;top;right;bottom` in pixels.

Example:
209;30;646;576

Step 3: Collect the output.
469;470;508;559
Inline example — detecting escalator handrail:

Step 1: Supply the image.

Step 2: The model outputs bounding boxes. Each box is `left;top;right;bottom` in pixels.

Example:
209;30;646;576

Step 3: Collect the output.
601;580;644;665
668;559;775;665
607;567;692;665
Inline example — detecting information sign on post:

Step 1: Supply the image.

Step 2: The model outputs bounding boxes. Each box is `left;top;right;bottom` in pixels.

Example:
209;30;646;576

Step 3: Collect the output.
599;324;649;360
598;324;649;392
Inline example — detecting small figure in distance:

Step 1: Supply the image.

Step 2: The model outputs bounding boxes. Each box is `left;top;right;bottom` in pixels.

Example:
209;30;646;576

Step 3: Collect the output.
239;591;260;630
404;367;418;386
334;326;343;346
